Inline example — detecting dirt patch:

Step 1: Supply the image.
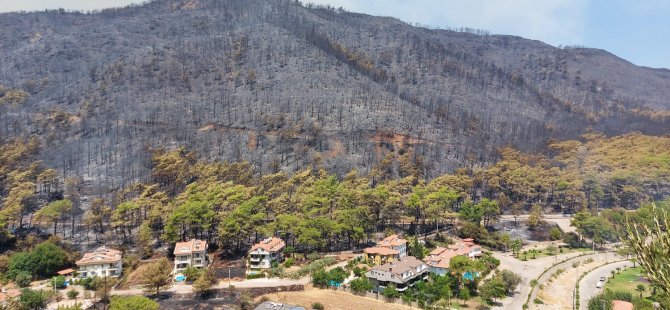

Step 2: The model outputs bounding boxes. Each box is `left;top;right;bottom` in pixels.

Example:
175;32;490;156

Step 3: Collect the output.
258;287;415;310
247;132;258;150
535;258;601;309
121;263;151;288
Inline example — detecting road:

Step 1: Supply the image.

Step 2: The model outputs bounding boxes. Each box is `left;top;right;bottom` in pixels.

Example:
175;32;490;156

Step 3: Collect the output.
578;260;632;310
490;250;595;310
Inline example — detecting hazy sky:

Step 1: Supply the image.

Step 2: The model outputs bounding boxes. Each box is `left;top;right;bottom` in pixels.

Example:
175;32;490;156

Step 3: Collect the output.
1;0;668;69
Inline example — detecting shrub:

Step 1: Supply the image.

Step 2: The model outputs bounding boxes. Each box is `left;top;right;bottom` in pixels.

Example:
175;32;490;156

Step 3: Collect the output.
283;257;295;268
311;302;324;310
382;284;400;299
109;295;158;310
14;271;32;288
533;298;544;304
549;227;563;241
246;273;265;279
51;275;67;289
67;289;79;299
182;266;203;282
8;242;69;280
19;289;47;310
349;278;373;294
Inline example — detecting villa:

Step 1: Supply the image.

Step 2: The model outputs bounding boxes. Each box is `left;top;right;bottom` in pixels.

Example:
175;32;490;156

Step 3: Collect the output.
75;246;123;278
248;237;285;272
363;234;407;264
365;256;429;293
423;238;482;275
173;239;208;274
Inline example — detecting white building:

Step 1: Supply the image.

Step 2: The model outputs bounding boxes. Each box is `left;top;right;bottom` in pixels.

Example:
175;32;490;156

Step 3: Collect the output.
365;256;429;292
248;237;285;272
376;234;408;258
75;246;123;278
173;239;208;274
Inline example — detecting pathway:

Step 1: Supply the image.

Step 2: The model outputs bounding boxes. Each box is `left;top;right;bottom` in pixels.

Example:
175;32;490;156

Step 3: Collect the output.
490;250;595;310
578;260;632;310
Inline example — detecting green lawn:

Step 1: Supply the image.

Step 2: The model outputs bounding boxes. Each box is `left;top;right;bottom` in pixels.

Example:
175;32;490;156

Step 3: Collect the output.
516;247;591;260
604;266;651;298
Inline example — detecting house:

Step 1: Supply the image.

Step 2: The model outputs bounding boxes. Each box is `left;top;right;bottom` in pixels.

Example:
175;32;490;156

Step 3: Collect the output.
75;246;123;278
365;256;429;293
254;301;306;310
423;238;482;275
248;237;285;272
612;300;634;310
173;239;208;274
363;234;408;264
363;247;400;265
376;234;408;258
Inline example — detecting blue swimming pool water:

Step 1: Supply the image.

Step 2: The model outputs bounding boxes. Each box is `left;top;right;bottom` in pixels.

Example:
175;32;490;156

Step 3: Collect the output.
463;271;480;280
175;275;185;282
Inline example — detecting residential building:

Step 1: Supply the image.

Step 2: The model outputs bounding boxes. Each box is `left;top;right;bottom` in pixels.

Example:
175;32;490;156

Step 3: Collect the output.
365;256;429;293
254;301;306;310
423;238;482;275
75;246;123;278
173;239;208;274
248;237;285;272
363;247;400;265
376;234;407;257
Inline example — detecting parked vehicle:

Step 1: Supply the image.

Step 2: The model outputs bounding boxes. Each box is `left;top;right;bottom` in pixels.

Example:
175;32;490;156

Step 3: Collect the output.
596;281;603;288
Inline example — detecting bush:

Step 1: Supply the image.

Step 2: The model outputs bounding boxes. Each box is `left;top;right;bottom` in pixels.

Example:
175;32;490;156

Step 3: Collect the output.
67;289;79;299
19;289;47;310
311;302;324;310
382;284;400;299
246;273;265;279
353;266;367;277
15;271;32;287
286;257;337;279
80;277;97;290
109;295;158;310
7;242;70;280
283;257;295;268
51;275;67;289
549;227;563;241
182;266;203;282
349;278;373;294
533;298;544;304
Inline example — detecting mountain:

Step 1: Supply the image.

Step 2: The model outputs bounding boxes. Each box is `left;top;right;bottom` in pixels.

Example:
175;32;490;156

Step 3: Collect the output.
1;0;669;192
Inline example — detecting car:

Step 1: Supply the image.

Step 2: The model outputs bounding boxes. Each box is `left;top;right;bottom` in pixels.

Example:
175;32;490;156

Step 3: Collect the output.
600;276;607;281
596;281;603;288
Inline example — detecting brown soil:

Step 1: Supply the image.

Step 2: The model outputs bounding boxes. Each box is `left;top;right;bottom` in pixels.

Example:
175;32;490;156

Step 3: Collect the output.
258;287;415;310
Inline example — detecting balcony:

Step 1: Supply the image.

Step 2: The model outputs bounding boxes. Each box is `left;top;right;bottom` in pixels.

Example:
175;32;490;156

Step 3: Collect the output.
249;256;263;262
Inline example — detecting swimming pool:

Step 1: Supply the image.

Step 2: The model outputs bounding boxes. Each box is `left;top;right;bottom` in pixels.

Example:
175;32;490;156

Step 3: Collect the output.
175;275;185;282
463;271;480;281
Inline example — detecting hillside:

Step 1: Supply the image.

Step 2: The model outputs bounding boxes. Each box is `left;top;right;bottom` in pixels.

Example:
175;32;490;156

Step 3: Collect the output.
1;0;669;193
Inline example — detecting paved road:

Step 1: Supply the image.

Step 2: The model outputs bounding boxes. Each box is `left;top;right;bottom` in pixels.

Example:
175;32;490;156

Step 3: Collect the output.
491;250;595;310
578;260;632;310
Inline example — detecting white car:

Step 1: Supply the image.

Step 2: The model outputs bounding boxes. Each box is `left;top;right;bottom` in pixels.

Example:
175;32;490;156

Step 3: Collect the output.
596;281;603;288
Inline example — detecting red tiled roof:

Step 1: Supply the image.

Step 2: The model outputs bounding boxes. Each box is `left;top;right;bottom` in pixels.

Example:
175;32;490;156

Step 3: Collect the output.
377;234;407;247
174;239;208;255
76;247;122;266
364;247;400;256
250;237;285;253
57;268;75;275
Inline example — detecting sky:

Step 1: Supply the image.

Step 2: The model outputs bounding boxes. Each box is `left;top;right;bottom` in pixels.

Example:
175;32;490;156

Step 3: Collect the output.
1;0;668;69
